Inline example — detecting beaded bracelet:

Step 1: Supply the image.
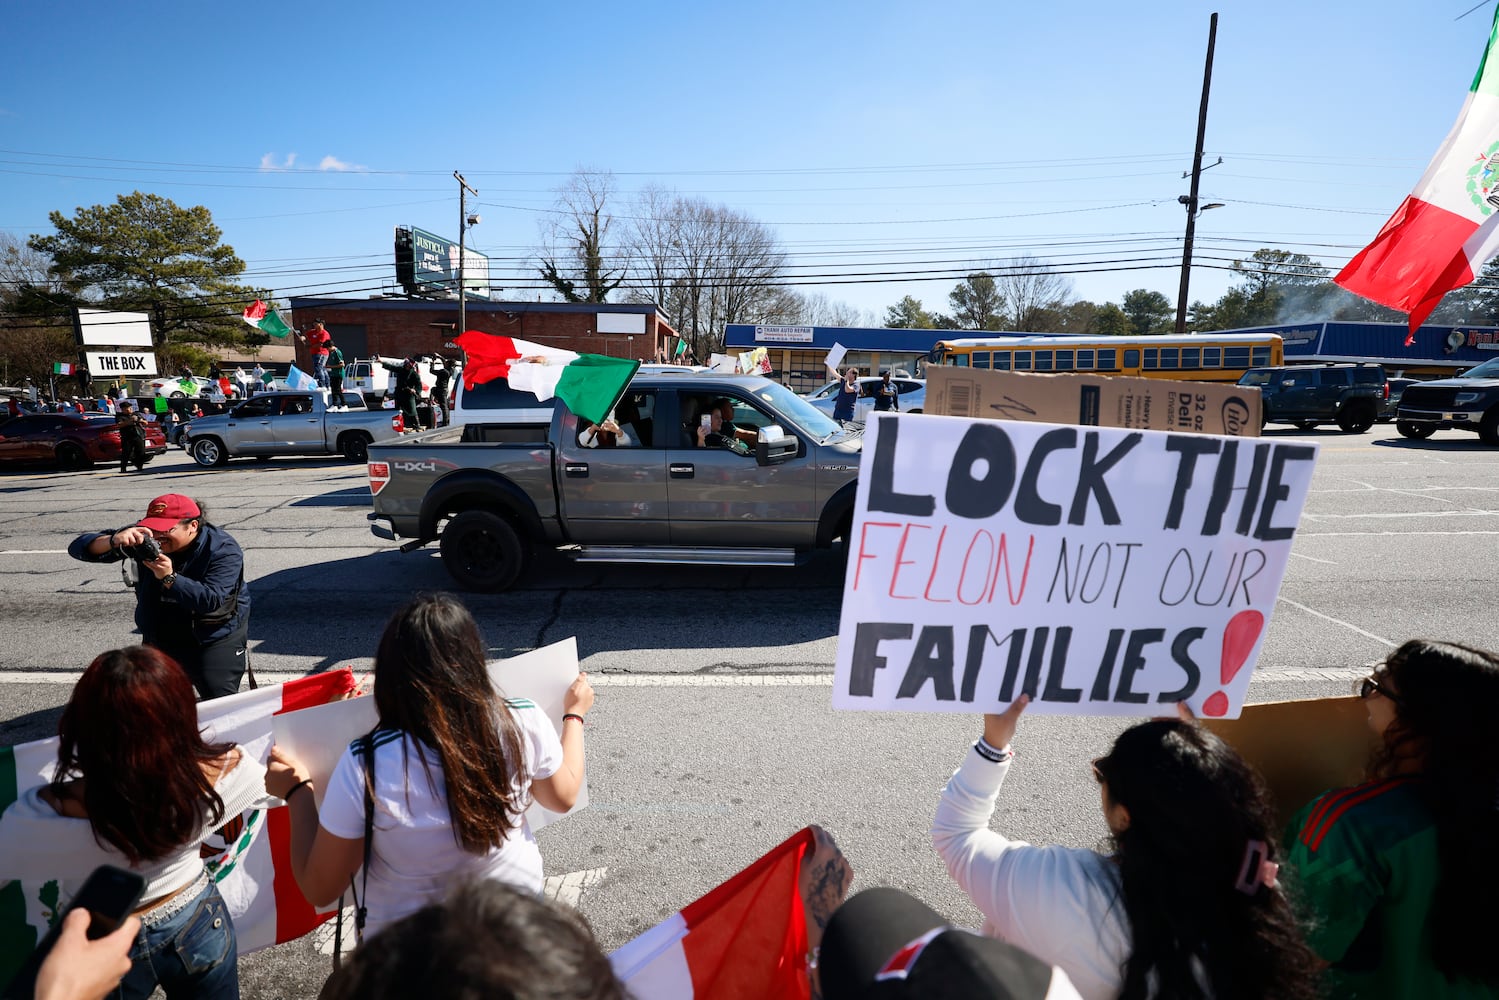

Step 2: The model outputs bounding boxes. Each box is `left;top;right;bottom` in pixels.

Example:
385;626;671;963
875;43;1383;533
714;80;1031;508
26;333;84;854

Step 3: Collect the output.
973;738;1014;764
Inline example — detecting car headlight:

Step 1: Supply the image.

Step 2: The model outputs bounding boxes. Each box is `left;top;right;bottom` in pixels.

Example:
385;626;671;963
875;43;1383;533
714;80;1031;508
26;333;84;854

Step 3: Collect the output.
1455;392;1482;403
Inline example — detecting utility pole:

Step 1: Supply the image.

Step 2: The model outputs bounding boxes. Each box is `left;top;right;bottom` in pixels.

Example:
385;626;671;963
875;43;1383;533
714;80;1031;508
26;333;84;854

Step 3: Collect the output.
1175;12;1219;335
455;171;479;334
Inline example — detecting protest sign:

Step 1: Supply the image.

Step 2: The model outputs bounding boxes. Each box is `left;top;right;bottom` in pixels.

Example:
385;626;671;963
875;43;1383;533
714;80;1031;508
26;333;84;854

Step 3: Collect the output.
825;343;848;372
832;414;1318;719
272;637;587;829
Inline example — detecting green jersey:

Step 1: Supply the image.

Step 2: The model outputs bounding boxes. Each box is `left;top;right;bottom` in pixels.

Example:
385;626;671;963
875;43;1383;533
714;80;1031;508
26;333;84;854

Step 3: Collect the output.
1285;777;1497;999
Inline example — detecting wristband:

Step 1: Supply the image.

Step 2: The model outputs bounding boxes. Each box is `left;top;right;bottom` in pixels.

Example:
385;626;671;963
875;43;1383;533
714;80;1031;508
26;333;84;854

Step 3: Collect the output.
974;738;1014;764
562;713;586;727
284;778;313;803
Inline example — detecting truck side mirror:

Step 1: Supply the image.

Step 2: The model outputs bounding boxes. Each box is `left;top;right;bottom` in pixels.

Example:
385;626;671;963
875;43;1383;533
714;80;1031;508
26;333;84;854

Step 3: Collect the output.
756;425;798;466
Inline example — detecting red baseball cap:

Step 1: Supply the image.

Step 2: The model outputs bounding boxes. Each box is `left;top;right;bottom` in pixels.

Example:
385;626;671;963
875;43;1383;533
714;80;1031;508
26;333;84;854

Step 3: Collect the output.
137;494;201;532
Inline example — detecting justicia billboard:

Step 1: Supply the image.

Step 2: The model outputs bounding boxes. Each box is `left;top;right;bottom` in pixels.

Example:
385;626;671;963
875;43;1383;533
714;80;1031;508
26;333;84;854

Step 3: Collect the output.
394;226;491;300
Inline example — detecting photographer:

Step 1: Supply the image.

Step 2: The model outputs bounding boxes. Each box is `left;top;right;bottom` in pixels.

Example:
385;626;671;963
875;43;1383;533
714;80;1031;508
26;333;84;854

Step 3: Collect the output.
67;495;251;700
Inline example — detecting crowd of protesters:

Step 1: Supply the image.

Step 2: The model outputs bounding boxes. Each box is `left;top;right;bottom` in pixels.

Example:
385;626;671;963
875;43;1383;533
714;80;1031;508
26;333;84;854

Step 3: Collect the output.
6;511;1499;1000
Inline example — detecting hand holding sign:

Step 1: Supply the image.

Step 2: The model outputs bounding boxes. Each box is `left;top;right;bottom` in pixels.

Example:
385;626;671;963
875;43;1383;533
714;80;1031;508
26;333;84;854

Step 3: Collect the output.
982;693;1030;749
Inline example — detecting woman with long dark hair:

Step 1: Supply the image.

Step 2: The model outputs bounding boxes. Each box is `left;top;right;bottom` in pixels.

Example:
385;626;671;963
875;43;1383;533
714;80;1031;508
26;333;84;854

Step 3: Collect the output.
267;593;592;938
0;646;266;998
932;695;1321;1000
1285;639;1499;998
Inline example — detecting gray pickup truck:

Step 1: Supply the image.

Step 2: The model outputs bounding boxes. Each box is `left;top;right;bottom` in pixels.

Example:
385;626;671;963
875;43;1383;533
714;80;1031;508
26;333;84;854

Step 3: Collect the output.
365;373;864;591
1396;356;1499;443
183;391;406;466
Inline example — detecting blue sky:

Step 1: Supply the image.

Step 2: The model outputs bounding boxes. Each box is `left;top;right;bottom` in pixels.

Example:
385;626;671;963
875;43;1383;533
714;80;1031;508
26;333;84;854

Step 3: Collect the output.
2;0;1495;324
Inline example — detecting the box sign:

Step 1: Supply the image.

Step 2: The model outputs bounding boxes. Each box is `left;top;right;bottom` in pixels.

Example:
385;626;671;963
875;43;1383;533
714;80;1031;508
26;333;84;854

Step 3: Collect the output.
84;351;158;376
755;325;813;343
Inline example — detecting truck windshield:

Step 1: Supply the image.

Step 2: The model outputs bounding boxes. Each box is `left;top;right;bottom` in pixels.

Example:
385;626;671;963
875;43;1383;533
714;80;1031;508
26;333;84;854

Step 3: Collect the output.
1461;357;1499;379
744;381;842;439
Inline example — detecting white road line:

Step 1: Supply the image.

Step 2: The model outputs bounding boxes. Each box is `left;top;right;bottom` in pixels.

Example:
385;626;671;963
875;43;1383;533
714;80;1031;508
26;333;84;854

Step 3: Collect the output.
1289;552;1337;565
1276;596;1396;648
544;866;608;907
0;550;67;555
1301;529;1499;537
1302;510;1499;521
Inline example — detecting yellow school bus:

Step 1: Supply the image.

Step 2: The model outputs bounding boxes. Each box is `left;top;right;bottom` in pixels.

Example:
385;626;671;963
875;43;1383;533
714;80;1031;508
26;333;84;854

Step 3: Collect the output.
926;333;1284;383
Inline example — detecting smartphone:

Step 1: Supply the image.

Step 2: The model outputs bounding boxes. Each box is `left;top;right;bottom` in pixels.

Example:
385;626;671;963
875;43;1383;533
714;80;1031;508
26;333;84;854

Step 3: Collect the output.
700;414;712;431
1;865;145;998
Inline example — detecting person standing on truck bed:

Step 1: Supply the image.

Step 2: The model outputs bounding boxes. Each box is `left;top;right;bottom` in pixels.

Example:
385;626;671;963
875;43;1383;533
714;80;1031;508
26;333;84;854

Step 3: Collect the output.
431;357;453;427
327;340;347;410
382;356;422;431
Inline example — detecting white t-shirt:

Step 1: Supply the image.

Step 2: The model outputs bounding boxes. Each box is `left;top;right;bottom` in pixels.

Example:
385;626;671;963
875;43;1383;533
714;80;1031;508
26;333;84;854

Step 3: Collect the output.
320;699;562;938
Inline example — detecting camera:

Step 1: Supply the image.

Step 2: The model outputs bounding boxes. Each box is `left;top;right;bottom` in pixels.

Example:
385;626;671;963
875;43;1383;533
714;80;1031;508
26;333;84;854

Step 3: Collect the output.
121;536;161;562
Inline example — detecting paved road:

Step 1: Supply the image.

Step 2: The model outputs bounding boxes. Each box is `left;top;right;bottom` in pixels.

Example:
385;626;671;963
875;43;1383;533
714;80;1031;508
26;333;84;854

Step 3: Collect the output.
1;423;1496;997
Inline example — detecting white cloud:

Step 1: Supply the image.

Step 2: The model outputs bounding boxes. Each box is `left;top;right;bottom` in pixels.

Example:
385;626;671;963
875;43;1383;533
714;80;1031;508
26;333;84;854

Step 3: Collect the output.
318;155;366;172
259;152;297;172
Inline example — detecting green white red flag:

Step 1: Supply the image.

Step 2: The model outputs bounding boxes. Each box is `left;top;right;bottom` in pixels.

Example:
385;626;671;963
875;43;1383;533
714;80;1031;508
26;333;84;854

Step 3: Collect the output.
242;299;294;339
0;670;354;985
1337;10;1499;342
456;331;640;425
51;363;73;375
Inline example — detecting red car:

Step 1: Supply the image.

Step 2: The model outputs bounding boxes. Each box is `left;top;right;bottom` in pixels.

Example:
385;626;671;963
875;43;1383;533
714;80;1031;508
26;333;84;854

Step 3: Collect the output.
0;414;168;469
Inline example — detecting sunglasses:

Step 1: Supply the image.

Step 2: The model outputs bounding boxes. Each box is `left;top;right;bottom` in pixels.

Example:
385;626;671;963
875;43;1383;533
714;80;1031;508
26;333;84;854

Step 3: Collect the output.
1356;675;1403;705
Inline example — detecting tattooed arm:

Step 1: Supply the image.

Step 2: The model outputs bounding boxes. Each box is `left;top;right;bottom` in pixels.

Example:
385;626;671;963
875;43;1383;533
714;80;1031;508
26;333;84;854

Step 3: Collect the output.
800;824;854;1000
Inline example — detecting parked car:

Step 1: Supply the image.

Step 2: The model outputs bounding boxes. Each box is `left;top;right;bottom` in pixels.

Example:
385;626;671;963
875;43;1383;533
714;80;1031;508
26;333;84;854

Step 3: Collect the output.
804;376;926;421
1237;363;1385;433
1379;377;1419;421
1395;356;1499;443
366;373;861;591
0;413;167;469
146;376;242;400
182;390;403;466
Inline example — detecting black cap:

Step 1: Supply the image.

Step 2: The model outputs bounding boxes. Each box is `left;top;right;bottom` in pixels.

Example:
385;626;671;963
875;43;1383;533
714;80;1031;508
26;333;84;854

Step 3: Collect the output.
820;889;1076;1000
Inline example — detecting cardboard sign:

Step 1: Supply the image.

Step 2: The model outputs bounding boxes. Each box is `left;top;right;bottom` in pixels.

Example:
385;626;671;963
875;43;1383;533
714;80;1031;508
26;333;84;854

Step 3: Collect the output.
926;367;1262;437
1202;696;1373;827
832;414;1317;718
272;638;587;829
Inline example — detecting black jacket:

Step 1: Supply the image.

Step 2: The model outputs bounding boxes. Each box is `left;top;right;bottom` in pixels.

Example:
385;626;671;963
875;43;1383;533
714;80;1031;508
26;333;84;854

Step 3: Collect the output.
69;523;250;644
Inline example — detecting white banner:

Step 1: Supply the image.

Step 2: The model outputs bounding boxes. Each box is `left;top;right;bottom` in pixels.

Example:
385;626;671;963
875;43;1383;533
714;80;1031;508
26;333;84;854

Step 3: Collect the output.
832;415;1318;719
75;308;153;347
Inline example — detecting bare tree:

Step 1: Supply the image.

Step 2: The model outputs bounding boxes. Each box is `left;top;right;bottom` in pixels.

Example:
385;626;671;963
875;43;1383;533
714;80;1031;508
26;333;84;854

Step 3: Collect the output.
994;255;1073;331
537;169;624;303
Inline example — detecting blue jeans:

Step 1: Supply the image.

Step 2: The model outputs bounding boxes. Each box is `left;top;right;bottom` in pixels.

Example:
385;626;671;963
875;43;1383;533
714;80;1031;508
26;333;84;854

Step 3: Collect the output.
115;881;238;1000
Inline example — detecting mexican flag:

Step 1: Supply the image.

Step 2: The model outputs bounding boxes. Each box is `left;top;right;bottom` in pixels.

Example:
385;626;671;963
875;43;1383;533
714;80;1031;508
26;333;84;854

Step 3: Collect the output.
456;331;641;425
51;363;73;375
0;669;355;985
611;828;815;999
242;299;294;339
1337;9;1499;339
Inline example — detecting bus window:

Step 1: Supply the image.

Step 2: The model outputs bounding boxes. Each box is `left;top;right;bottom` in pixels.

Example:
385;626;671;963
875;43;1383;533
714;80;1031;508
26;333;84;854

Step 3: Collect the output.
1251;346;1271;366
1203;347;1221;367
973;351;990;369
1077;349;1094;370
954;354;969;367
994;352;1011;371
1143;349;1158;370
1123;349;1140;369
1225;347;1250;369
1013;352;1032;371
1055;350;1074;371
1161;348;1179;369
1098;349;1117;370
1034;350;1054;371
1181;347;1200;368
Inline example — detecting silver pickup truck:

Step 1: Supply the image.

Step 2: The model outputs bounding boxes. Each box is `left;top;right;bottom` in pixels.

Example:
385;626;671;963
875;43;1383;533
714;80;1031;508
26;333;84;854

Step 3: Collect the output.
183;391;406;466
365;373;863;591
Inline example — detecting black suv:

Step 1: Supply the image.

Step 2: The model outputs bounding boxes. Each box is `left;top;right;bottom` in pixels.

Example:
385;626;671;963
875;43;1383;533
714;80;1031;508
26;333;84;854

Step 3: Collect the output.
1395;356;1499;444
1237;363;1386;433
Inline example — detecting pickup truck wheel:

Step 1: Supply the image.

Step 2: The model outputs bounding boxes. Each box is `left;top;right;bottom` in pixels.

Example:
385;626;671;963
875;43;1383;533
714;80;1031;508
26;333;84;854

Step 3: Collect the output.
340;431;372;463
440;511;525;592
1336;401;1376;434
1396;421;1436;440
1481;409;1499;446
190;437;229;468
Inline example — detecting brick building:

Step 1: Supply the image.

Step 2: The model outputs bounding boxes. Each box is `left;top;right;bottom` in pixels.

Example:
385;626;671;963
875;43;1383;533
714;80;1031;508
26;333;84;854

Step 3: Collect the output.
286;297;680;370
